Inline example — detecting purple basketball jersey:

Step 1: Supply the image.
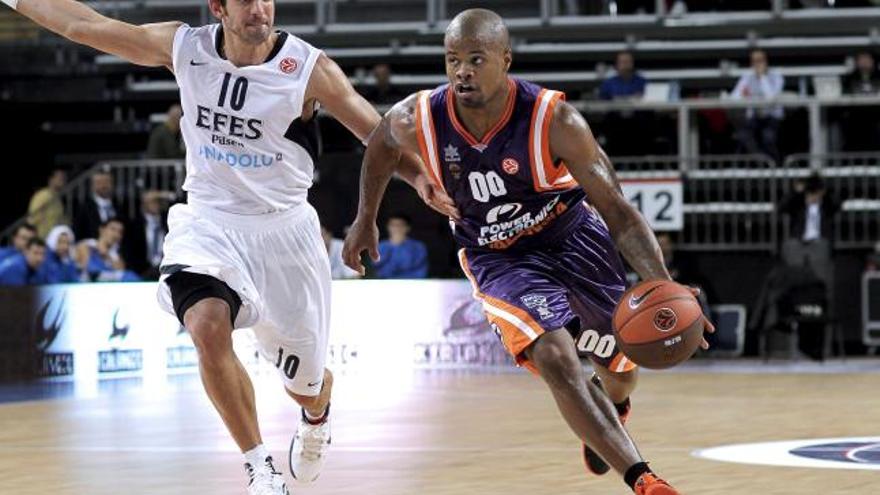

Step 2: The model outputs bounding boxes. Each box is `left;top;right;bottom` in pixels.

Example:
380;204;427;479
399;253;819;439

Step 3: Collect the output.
414;78;587;251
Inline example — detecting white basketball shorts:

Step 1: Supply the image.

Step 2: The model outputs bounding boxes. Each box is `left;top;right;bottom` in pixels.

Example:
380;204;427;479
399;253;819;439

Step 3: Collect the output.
157;199;331;396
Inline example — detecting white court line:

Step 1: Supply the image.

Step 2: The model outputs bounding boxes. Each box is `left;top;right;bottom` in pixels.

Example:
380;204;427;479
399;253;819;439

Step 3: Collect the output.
0;444;692;454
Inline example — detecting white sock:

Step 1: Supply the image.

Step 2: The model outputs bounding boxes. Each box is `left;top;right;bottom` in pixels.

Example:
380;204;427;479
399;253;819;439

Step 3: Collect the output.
243;444;270;468
304;406;328;423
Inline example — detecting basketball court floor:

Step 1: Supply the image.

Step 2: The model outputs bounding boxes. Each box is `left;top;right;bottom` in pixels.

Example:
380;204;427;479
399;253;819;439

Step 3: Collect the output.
1;360;879;494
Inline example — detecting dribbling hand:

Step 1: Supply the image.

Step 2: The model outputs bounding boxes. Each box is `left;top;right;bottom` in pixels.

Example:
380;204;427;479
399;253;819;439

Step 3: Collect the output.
687;286;716;350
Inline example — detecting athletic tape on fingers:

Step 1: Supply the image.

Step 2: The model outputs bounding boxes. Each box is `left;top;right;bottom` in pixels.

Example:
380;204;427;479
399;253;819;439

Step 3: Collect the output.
1;0;18;9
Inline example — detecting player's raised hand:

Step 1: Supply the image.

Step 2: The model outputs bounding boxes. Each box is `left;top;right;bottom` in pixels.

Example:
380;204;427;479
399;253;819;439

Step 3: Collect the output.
342;220;380;276
414;174;460;221
687;286;716;350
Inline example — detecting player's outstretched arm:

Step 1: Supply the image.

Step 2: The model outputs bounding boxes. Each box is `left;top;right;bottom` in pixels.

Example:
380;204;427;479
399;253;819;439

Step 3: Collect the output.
306;56;457;223
341;94;424;275
11;0;179;67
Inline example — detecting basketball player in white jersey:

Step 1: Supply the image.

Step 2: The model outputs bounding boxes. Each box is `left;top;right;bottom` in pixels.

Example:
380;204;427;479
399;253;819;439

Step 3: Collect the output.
5;1;456;494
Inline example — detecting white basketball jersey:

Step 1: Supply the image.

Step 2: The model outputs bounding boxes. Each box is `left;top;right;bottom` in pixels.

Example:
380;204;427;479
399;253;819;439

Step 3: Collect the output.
172;24;322;214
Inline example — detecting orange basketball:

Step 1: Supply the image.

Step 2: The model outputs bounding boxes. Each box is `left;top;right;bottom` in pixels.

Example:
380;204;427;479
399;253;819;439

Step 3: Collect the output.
612;280;704;370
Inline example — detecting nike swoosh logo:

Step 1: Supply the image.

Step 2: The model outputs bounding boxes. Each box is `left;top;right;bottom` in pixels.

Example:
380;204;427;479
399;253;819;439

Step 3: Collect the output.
628;285;661;309
307;381;322;387
190;60;207;66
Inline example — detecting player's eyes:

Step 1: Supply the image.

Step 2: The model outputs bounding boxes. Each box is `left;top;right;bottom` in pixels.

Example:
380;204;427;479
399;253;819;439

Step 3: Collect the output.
447;58;459;66
472;57;483;65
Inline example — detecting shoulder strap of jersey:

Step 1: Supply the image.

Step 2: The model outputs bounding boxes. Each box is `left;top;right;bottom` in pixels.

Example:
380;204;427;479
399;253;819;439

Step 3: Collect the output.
413;90;446;192
528;89;576;192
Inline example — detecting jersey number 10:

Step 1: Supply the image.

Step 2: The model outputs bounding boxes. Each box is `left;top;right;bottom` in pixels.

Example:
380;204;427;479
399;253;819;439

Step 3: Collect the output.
218;73;250;111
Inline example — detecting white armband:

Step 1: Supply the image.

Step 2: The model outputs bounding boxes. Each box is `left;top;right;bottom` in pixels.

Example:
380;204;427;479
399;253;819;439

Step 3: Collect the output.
1;0;18;10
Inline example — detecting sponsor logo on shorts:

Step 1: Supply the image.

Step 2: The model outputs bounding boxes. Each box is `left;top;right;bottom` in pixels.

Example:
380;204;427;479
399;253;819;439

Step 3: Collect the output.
521;294;554;321
279;57;299;74
653;307;677;332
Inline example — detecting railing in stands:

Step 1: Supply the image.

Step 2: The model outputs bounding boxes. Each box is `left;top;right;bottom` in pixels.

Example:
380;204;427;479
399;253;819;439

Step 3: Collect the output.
2;154;877;251
782;153;880;250
0;160;185;244
615;154;780;252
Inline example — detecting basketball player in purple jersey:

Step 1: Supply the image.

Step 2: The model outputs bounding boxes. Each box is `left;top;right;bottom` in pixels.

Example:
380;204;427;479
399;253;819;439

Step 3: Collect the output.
344;8;713;495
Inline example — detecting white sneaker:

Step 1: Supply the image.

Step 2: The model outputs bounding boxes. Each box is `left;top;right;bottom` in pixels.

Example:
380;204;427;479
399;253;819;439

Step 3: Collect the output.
245;456;290;495
288;410;331;484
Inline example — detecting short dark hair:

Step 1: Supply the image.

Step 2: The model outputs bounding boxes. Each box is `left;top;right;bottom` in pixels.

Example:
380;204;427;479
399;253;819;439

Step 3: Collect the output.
805;173;825;193
16;223;36;235
100;217;124;229
26;237;46;249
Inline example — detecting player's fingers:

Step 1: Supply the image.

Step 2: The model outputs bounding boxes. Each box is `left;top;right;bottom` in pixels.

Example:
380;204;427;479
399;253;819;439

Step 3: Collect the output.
688;286;702;297
369;245;381;263
704;317;716;333
341;244;362;273
700;337;710;350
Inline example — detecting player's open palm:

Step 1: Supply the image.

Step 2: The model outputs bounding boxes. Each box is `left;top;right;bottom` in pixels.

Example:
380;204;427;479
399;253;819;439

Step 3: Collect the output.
342;220;380;276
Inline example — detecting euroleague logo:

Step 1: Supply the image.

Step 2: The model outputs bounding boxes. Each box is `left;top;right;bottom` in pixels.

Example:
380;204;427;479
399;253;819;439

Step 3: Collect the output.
501;158;520;175
694;437;880;471
653;307;677;332
279;57;299;74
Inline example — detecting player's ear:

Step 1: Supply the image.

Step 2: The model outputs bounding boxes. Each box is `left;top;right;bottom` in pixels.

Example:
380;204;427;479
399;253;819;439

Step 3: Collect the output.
504;49;512;71
208;0;226;20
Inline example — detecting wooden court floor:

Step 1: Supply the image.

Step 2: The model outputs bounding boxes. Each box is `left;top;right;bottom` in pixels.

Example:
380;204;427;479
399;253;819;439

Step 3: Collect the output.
0;366;878;494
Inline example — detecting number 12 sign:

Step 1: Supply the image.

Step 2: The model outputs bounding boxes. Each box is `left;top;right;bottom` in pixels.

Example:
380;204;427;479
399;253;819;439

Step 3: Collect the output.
620;178;684;231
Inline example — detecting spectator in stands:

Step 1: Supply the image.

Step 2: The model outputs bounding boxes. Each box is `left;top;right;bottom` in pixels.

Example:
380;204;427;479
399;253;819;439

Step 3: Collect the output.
0;224;36;263
599;51;647;101
843;51;880;95
76;218;141;282
841;51;880;151
322;225;360;280
779;173;838;291
374;214;428;279
122;191;169;281
73;171;120;241
731;49;785;162
780;173;839;245
42;225;80;284
598;51;651;155
27;168;68;239
0;238;48;286
361;63;407;105
146;104;185;159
